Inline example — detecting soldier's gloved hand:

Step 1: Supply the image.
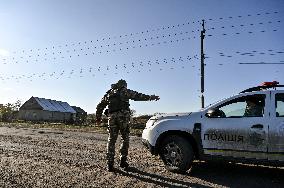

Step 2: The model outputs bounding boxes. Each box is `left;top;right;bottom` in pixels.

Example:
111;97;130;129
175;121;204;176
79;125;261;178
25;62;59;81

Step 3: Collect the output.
150;95;160;101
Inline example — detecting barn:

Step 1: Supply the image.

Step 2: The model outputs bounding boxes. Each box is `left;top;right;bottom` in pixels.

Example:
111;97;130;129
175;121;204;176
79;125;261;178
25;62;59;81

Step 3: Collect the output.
18;97;76;122
71;106;87;124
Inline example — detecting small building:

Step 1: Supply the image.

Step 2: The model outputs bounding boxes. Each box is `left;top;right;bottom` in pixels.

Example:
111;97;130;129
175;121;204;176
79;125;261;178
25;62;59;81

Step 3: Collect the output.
18;97;76;122
71;106;87;124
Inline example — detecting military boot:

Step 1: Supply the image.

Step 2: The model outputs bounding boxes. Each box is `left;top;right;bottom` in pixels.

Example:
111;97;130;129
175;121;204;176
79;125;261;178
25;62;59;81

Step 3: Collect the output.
107;162;114;172
119;158;129;169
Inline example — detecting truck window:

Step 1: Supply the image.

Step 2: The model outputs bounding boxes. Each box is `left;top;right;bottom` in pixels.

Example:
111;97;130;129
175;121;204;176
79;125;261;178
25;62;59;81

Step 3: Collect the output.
219;101;246;117
276;93;284;117
216;94;265;118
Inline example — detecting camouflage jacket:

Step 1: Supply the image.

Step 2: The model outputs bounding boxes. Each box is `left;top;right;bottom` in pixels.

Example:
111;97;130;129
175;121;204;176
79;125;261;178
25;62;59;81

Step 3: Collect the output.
96;87;152;120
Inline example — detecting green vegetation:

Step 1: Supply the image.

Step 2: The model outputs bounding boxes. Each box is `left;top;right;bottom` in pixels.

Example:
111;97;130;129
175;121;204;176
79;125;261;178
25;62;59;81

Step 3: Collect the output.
0;100;21;122
0;114;151;137
0;101;152;136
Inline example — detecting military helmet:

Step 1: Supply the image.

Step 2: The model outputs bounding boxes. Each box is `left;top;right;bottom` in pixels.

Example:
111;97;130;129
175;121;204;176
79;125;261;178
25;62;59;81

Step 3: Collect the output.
116;79;127;88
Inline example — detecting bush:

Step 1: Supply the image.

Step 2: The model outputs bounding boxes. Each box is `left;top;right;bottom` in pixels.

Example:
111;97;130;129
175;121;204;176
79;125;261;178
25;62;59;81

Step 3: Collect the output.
0;100;21;122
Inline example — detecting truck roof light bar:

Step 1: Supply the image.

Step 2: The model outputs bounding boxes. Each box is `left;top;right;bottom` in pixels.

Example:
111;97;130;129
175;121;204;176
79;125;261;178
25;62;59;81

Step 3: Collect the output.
240;81;283;93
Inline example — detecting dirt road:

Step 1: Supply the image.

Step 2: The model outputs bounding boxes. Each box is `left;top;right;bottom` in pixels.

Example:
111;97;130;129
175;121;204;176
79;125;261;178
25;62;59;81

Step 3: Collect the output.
0;126;283;187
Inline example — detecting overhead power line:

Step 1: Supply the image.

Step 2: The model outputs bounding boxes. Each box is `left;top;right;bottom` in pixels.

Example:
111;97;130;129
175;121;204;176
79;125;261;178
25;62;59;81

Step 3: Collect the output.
0;54;198;83
207;28;280;37
239;62;284;65
207;20;281;31
205;11;279;22
0;9;282;85
216;49;284;58
3;21;199;55
2;10;281;64
1;30;196;65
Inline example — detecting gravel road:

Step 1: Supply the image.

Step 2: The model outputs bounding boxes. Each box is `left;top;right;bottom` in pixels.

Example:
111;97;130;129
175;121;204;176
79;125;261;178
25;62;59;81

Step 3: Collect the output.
0;126;283;188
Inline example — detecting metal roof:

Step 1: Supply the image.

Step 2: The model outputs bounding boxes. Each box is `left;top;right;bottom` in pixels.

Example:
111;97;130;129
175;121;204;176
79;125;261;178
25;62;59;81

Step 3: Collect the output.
34;97;76;113
71;106;86;113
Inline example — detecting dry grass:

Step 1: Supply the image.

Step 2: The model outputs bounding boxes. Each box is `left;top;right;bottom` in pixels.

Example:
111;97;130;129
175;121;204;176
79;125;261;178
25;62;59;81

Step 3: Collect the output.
0;117;148;137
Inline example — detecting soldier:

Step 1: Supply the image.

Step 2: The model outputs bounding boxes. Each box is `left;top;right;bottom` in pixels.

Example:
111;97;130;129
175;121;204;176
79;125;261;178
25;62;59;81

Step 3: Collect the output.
96;79;160;172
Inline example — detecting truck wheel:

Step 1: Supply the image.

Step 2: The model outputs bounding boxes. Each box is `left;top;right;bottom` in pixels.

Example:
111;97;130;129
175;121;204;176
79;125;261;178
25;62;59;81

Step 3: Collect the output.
159;135;194;173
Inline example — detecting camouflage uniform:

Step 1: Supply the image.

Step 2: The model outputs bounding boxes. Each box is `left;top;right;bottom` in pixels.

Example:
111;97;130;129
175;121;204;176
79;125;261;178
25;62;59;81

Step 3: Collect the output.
96;79;159;170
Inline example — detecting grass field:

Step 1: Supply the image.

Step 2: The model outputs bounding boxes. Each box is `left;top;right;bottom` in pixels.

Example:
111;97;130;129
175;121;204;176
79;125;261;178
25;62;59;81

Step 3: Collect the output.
0;116;150;136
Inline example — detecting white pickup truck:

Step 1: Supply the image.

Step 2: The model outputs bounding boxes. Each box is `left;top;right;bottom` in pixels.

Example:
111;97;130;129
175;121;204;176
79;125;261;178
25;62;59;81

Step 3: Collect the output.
142;82;284;173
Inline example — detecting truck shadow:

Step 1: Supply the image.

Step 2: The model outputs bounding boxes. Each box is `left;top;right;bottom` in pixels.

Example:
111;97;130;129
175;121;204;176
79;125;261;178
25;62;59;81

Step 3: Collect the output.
116;167;210;188
190;161;284;188
116;162;284;187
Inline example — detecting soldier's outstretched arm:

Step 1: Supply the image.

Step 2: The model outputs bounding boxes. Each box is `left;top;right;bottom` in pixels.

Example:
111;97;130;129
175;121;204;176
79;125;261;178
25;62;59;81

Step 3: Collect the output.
95;94;108;122
124;88;160;101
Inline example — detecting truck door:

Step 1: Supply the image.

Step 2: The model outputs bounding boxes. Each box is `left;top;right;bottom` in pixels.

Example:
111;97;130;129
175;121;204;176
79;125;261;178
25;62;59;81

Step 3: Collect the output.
202;93;268;160
268;91;284;162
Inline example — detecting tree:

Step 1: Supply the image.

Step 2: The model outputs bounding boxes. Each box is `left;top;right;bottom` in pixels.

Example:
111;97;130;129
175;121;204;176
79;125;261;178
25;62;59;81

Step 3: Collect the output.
130;109;136;118
86;113;96;124
0;100;22;122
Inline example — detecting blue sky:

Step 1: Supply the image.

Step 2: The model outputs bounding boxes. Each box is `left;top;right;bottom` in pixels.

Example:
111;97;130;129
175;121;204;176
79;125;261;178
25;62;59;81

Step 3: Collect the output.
0;0;283;115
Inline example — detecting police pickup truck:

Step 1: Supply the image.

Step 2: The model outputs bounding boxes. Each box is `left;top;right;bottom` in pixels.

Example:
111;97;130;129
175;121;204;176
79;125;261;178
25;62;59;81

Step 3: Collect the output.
142;81;284;173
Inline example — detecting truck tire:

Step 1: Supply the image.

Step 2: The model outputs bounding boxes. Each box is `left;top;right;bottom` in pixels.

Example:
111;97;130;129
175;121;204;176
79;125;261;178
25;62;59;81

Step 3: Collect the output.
159;135;194;173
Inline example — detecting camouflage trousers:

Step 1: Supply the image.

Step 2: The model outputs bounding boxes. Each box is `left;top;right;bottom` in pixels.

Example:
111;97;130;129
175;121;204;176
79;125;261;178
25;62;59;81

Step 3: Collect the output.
106;110;130;165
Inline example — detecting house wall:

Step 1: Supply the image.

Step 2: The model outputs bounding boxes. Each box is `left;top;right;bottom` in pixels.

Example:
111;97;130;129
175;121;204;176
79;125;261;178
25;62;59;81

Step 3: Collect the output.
18;110;74;122
20;97;42;110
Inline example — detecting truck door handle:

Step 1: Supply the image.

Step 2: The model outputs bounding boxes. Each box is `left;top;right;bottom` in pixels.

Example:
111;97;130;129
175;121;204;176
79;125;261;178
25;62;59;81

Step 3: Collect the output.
251;124;263;129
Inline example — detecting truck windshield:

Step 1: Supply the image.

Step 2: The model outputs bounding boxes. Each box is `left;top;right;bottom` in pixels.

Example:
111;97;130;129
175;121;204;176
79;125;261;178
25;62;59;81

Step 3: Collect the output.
199;96;233;111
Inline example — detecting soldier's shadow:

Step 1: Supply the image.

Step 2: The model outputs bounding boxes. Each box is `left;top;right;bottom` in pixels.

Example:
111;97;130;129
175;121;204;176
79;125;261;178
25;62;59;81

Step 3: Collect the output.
115;166;209;188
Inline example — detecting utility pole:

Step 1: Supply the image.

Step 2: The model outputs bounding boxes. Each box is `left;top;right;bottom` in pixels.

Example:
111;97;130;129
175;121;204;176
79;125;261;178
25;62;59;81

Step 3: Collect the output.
200;20;206;108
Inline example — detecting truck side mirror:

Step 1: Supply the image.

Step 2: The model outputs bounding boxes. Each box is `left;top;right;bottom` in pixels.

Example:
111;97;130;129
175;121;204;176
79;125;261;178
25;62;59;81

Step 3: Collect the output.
206;109;225;118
